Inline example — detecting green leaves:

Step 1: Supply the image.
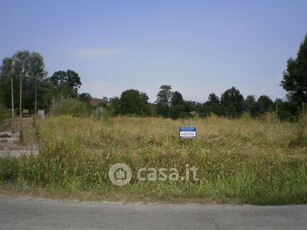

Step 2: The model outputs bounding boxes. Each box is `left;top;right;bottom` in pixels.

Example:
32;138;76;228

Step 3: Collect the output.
49;70;82;99
281;35;307;110
115;89;150;116
0;50;47;112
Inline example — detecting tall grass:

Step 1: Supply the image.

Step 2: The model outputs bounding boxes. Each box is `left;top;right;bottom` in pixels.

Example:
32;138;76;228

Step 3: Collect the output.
48;97;90;117
0;102;9;129
1;115;306;204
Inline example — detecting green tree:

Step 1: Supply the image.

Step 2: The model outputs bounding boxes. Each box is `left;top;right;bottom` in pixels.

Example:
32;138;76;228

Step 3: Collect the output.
169;91;185;119
221;87;245;117
208;93;220;105
281;35;307;110
48;70;81;99
207;93;221;115
197;103;211;117
257;95;273;113
0;51;47;114
183;101;199;113
109;97;121;115
0;58;13;105
275;99;296;121
78;92;92;106
244;95;262;117
118;89;150;115
171;91;184;106
170;105;185;119
156;85;172;118
198;93;221;117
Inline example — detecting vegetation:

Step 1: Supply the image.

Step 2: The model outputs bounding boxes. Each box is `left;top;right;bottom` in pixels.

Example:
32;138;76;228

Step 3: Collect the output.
1;34;307;120
48;70;82;99
220;87;245;118
0;115;306;204
48;97;90;117
0;102;9;127
0;51;82;115
115;89;150;116
281;35;307;112
0;35;307;205
156;85;173;118
0;51;47;113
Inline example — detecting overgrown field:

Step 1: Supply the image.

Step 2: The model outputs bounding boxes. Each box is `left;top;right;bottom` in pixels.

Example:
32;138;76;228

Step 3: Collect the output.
0;115;306;204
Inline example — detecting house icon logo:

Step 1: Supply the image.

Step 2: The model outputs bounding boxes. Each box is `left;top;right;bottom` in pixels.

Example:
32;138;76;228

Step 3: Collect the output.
115;168;127;180
108;163;132;186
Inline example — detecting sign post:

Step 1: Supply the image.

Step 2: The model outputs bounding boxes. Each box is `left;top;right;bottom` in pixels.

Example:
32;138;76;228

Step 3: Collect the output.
179;126;197;140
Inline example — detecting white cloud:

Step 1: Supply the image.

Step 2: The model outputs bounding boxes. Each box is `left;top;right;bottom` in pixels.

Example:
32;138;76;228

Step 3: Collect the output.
72;49;120;58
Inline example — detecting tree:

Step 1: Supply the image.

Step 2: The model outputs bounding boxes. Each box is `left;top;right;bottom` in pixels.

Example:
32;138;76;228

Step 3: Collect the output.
109;97;121;115
49;70;81;99
184;100;200;113
169;91;185;119
171;91;184;107
198;93;221;117
0;58;13;106
244;95;262;117
281;35;307;110
257;95;273;113
156;85;172;118
220;87;245;117
78;92;92;106
208;93;220;105
275;98;296;121
207;93;221;115
170;105;185;119
0;51;47;114
118;89;150;115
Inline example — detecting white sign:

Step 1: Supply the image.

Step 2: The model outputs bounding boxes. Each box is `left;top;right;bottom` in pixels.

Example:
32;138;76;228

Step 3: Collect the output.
179;126;197;139
37;110;45;118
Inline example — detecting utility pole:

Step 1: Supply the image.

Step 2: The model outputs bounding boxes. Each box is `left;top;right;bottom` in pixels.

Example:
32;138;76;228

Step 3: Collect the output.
35;84;37;116
11;76;14;118
10;60;15;118
19;73;22;118
19;63;25;118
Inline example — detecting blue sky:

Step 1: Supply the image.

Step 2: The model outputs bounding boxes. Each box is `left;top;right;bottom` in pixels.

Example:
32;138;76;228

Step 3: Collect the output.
1;0;307;102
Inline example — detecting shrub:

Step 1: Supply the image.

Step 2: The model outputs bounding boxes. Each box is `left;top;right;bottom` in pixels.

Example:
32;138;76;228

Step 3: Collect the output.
0;102;9;127
289;105;307;148
48;97;90;117
0;158;19;183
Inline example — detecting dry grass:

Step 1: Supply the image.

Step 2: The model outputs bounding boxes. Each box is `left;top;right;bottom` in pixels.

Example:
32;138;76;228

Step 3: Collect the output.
1;115;306;204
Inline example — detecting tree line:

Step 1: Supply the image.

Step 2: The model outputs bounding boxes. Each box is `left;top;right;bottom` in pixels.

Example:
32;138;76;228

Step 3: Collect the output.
0;35;306;120
0;50;82;116
110;85;278;119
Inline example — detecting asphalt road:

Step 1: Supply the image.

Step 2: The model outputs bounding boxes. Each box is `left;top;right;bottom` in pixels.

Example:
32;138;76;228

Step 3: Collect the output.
0;195;306;230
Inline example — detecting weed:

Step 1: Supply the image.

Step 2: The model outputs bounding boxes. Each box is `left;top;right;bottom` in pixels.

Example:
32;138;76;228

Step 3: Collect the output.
0;116;306;204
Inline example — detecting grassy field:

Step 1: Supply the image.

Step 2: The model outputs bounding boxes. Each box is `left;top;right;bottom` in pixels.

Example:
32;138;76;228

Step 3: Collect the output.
0;115;306;204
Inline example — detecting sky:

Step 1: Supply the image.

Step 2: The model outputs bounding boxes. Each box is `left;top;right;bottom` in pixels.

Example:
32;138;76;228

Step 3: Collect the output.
1;0;307;102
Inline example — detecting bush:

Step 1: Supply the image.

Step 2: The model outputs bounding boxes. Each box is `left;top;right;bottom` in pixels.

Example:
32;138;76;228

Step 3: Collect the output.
0;102;9;126
0;158;19;183
289;105;307;148
48;97;90;117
